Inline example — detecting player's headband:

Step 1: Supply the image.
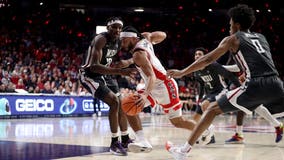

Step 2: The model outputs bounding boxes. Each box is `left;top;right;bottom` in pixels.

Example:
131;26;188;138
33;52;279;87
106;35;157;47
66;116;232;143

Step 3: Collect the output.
120;32;138;38
107;20;123;26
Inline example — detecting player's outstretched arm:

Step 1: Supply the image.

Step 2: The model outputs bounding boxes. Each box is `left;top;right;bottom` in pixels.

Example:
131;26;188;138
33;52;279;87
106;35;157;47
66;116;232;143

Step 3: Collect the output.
142;31;166;44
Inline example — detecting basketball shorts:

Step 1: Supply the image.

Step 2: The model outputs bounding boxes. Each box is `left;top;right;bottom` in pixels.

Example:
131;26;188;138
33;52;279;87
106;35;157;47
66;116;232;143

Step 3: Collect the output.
218;75;284;114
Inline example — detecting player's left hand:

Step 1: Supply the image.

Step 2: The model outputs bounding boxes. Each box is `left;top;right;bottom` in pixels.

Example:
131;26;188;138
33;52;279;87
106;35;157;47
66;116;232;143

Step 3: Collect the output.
134;93;147;108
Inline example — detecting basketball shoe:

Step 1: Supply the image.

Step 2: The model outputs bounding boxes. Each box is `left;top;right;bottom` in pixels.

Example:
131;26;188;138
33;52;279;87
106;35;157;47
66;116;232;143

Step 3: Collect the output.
121;138;134;150
165;141;189;160
109;141;127;156
198;124;215;145
225;133;244;144
128;139;153;153
275;123;283;143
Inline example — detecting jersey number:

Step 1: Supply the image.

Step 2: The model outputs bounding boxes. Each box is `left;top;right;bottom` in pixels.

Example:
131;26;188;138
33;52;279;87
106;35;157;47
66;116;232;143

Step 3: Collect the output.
251;39;265;53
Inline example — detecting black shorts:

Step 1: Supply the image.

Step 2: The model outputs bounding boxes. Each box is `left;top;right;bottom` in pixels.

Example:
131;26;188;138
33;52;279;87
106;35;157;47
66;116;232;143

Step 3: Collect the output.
79;70;119;100
202;88;226;103
218;76;284;114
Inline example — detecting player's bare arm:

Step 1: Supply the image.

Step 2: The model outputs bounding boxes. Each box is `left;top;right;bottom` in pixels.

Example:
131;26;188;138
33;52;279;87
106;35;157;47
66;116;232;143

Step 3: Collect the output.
90;35;135;76
133;50;156;107
167;35;237;78
142;31;166;44
111;58;134;68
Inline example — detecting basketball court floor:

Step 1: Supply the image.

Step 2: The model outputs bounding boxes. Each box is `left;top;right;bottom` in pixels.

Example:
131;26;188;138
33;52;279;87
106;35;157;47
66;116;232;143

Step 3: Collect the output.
1;112;284;160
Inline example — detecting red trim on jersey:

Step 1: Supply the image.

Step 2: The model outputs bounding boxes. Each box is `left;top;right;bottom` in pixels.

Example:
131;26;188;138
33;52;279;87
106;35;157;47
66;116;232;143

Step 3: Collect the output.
164;104;182;113
235;52;248;78
136;46;168;81
161;79;180;109
152;67;167;81
135;44;180;110
137;89;157;107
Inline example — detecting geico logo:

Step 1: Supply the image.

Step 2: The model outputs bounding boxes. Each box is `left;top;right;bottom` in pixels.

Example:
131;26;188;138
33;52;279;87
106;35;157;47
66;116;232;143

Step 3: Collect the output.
82;100;94;111
15;99;54;111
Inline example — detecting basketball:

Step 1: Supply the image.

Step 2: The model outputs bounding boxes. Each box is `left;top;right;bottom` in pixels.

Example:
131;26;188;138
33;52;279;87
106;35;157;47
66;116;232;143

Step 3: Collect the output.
121;94;142;116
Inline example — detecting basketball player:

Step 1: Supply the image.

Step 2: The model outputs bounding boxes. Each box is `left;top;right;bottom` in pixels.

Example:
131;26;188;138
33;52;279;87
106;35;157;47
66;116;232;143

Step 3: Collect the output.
119;26;213;153
223;65;284;144
190;47;243;144
79;17;137;156
166;4;284;160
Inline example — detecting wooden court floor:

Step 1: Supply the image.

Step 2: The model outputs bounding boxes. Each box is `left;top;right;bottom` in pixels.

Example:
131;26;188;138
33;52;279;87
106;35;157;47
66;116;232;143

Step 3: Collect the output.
0;112;284;160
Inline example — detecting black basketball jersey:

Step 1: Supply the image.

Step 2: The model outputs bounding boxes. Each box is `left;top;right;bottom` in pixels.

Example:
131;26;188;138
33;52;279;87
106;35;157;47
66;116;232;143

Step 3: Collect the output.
81;32;121;78
99;32;121;67
232;31;279;78
194;62;241;98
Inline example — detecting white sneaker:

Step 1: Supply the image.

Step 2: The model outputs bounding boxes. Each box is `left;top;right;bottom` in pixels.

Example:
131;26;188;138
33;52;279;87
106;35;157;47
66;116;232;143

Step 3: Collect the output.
165;141;188;160
199;124;215;145
128;140;153;153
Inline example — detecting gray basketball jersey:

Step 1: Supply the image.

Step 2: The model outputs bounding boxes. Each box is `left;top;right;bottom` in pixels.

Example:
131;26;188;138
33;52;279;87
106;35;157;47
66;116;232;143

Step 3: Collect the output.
232;31;279;78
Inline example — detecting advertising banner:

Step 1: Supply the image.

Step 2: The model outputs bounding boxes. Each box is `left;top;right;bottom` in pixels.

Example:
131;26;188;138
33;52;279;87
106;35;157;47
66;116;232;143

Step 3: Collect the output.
0;93;110;118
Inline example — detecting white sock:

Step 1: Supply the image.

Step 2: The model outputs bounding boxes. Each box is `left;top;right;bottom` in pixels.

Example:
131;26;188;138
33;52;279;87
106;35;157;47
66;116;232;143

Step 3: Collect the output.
112;132;119;137
236;125;243;135
121;130;128;136
254;105;281;127
135;130;145;141
181;142;192;153
202;124;214;136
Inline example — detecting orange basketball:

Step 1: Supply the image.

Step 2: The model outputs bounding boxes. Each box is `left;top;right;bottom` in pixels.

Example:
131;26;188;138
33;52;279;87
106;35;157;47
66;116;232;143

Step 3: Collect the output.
121;94;143;116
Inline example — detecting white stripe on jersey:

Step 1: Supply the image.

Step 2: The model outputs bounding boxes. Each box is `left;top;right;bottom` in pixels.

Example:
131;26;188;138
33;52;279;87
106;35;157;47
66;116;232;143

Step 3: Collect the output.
227;87;252;115
79;73;99;96
134;39;167;85
234;50;251;79
81;46;93;68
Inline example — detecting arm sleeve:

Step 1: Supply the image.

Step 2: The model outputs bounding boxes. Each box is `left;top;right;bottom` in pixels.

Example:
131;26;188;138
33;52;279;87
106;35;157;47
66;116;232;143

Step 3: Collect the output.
222;64;240;72
214;63;241;87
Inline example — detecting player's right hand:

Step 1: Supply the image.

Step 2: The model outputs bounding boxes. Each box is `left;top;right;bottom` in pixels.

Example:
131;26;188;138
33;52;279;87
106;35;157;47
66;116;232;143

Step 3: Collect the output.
167;69;183;78
121;68;137;79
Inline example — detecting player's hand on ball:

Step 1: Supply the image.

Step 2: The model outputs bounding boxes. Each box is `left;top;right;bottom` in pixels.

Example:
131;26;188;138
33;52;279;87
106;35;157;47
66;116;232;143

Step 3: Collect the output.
135;93;147;109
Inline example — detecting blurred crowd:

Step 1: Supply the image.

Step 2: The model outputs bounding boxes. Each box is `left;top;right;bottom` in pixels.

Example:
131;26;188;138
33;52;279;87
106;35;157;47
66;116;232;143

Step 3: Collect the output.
0;5;282;100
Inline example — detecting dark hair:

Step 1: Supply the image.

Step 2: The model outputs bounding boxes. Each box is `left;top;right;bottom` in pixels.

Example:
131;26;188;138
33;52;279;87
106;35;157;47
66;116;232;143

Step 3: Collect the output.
195;47;208;54
228;4;255;30
122;26;143;39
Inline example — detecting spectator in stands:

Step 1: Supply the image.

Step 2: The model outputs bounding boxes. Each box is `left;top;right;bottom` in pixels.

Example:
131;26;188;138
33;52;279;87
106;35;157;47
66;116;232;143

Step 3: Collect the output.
41;81;54;94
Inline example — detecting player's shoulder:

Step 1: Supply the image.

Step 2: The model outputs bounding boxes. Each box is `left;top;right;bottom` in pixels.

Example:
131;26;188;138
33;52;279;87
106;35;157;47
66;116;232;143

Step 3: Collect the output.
209;61;222;68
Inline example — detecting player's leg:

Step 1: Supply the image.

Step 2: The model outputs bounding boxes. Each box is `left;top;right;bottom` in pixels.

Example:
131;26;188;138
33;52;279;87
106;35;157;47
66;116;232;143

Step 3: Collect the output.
166;102;223;160
108;83;134;150
98;86;127;156
126;92;154;153
225;111;245;144
254;105;283;143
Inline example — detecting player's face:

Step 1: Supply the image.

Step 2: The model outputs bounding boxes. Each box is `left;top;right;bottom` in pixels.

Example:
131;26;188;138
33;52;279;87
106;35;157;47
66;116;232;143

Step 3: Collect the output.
229;18;238;35
108;23;123;39
194;50;204;60
120;37;134;53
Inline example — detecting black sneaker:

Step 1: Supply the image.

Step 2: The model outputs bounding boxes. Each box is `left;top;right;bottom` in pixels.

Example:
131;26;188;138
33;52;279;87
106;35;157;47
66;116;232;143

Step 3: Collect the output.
207;135;216;145
121;138;134;150
109;141;127;156
196;135;216;145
